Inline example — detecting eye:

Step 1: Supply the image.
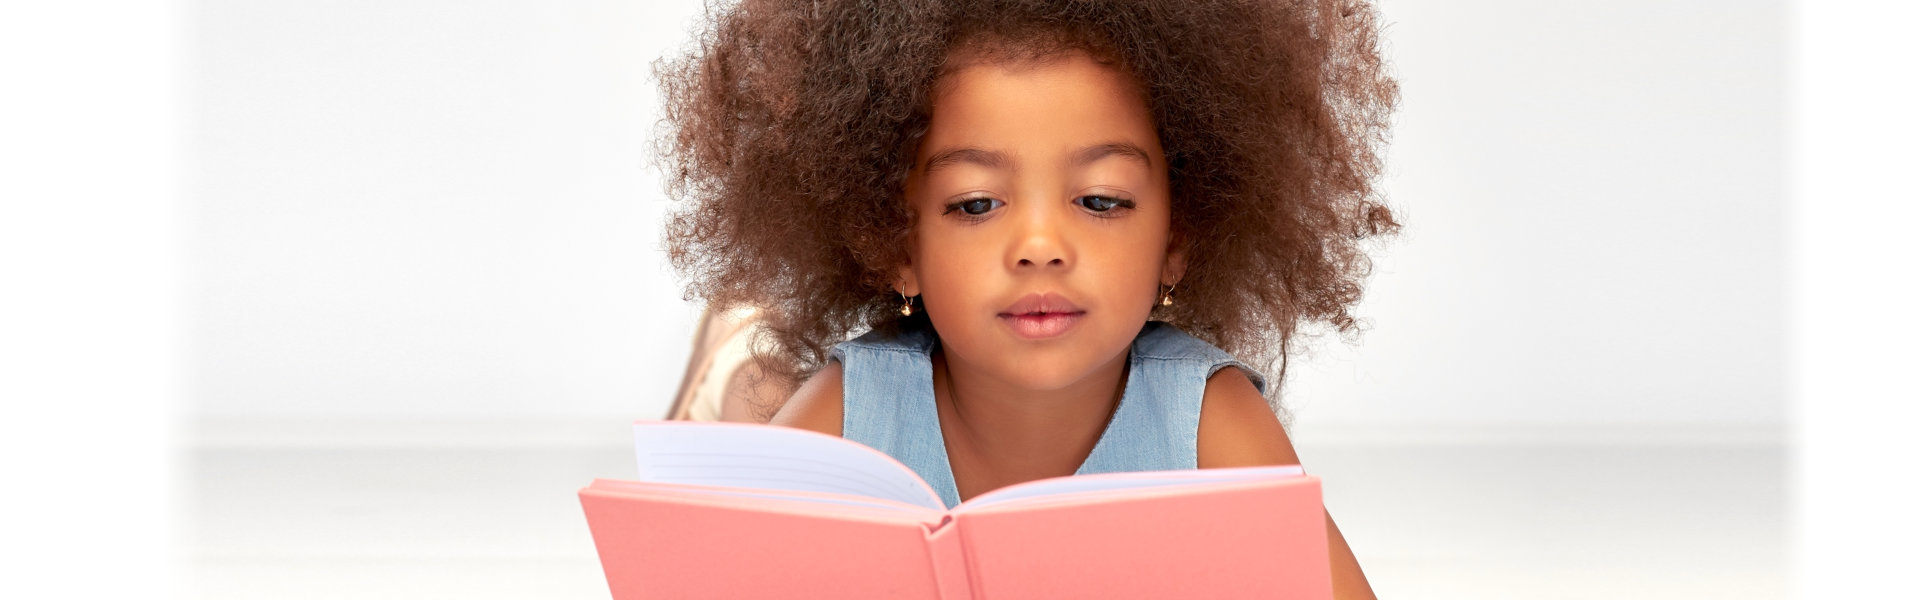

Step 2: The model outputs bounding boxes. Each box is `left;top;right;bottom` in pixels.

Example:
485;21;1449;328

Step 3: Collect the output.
942;197;1003;218
1076;195;1135;214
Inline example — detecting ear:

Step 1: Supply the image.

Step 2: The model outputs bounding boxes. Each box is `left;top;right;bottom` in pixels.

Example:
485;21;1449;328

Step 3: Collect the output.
895;234;921;297
1160;230;1189;287
894;199;924;297
895;263;921;297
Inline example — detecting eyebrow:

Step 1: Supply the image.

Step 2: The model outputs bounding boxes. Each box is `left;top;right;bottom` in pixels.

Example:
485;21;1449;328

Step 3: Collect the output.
1070;142;1153;169
921;147;1008;174
919;141;1153;174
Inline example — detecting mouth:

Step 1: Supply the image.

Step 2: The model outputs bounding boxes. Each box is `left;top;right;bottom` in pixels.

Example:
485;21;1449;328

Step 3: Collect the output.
997;292;1087;340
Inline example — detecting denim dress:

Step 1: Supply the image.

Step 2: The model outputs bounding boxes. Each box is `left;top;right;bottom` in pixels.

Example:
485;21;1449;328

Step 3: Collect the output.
828;319;1267;509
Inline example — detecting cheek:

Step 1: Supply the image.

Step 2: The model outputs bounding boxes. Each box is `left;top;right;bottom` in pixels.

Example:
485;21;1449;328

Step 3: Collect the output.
1115;217;1177;298
1090;233;1170;300
909;227;987;295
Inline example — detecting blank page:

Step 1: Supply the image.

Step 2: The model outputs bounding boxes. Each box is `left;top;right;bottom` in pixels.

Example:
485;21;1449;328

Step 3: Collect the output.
633;421;946;511
957;465;1307;510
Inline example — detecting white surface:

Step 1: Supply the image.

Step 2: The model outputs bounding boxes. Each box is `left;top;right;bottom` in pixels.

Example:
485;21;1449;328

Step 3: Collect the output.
1791;0;1920;594
189;0;1786;432
184;441;1785;599
2;2;182;598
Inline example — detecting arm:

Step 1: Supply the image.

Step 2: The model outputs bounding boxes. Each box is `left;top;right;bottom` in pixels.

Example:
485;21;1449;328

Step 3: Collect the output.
719;359;800;423
1197;367;1376;600
766;360;845;437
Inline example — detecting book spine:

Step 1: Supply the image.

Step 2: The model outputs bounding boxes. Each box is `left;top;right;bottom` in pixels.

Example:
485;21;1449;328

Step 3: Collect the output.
922;515;974;600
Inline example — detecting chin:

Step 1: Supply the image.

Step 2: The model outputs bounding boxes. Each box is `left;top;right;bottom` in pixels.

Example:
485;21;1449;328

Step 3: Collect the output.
987;342;1129;392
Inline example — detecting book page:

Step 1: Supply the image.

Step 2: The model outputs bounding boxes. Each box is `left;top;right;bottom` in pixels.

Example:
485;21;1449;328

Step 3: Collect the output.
632;421;946;511
957;465;1307;510
592;478;934;515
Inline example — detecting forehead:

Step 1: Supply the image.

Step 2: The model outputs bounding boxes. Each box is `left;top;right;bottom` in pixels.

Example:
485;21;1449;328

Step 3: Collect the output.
918;52;1162;166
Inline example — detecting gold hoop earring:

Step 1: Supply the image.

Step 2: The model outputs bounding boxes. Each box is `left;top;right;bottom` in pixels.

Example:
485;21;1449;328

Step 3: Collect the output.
1160;282;1177;307
900;293;913;316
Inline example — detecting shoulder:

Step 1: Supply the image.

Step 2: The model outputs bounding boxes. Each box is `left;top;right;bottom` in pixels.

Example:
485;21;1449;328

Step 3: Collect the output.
767;360;844;438
834;318;939;356
1131;321;1228;361
1128;321;1291;467
1133;322;1269;394
1195;365;1300;468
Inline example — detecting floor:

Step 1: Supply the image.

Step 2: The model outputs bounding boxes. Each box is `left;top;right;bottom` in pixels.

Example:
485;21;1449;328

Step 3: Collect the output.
184;442;1785;599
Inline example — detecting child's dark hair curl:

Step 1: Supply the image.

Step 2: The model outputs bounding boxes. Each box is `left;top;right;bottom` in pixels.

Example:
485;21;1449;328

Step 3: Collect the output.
658;0;1399;417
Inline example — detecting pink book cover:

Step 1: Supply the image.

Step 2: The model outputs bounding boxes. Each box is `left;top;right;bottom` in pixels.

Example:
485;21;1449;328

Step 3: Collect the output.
579;421;1331;599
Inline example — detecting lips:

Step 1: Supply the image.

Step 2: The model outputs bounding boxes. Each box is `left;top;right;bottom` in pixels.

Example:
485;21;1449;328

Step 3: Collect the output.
997;292;1086;339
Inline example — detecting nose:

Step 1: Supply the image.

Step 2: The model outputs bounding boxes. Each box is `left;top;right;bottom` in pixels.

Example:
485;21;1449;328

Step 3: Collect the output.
1009;200;1073;271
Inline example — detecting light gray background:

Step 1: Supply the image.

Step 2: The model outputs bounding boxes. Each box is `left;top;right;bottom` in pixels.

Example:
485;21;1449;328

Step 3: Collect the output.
22;0;1920;598
190;0;1784;435
172;1;1793;598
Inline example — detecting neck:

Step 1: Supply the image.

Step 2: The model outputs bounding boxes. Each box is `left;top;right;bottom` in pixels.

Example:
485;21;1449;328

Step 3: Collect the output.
930;344;1130;473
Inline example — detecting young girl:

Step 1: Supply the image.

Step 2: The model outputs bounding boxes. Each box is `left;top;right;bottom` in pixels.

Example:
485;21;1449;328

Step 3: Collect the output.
658;1;1396;597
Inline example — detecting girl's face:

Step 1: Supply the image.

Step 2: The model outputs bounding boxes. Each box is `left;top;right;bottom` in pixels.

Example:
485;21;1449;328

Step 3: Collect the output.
899;50;1184;392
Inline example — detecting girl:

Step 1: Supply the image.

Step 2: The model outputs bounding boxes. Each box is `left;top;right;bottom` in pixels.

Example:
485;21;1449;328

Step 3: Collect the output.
658;1;1396;597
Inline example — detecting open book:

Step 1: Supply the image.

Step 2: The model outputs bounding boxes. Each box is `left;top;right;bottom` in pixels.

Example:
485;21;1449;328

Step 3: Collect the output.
579;420;1330;599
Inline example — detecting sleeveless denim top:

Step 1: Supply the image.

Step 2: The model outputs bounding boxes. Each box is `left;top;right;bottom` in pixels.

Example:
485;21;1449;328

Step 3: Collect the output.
829;319;1267;509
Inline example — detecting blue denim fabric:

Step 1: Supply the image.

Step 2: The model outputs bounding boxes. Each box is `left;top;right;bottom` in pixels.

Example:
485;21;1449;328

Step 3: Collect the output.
829;319;1267;509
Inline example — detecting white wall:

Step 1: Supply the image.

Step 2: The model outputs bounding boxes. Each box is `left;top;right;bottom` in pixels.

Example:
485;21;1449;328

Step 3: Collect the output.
191;0;709;419
1287;0;1786;429
189;1;1785;432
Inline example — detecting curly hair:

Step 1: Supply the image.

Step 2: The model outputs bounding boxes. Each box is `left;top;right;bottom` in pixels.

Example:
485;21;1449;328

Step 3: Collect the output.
657;0;1399;420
